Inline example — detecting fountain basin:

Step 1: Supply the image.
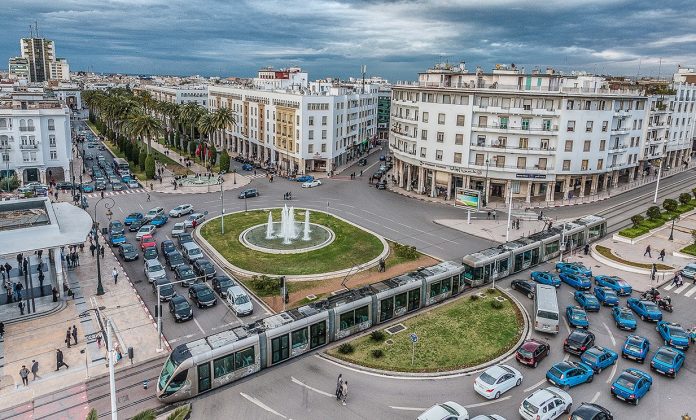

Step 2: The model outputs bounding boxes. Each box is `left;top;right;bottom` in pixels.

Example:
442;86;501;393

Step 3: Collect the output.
240;222;335;254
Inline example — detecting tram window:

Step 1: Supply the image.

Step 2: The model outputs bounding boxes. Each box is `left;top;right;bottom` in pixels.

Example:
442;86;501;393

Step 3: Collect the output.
483;264;491;280
394;292;407;312
213;354;234;378
531;248;540;265
198;363;211;392
380;298;394;322
545;241;559;255
441;278;451;293
163;370;188;396
430;281;442;297
523;250;532;264
463;264;476;280
355;305;369;324
514;254;523;272
310;321;327;349
271;334;290;364
292;328;309;349
339;311;355;330
498;258;509;273
159;357;177;390
407;289;420;311
234;347;255;370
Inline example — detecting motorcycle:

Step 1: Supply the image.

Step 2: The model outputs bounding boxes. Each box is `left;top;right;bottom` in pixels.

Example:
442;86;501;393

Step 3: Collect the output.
640;288;660;302
687;328;696;344
656;296;673;313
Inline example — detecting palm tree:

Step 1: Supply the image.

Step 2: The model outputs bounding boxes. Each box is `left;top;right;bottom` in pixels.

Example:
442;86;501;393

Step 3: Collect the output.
212;107;235;152
126;108;163;154
85;408;98;420
130;409;156;420
181;102;203;146
166;405;192;420
197;111;216;167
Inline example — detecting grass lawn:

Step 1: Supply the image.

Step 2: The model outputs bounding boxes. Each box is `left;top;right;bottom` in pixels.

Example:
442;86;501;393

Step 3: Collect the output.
680;244;696;256
619;197;696;239
595;245;672;270
200;210;384;275
327;289;522;372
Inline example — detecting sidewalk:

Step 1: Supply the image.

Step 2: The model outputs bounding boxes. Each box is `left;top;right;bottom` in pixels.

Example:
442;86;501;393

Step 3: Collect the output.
434;217;553;243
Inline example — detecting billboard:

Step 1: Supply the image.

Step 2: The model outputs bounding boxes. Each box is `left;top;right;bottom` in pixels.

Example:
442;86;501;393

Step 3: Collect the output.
455;188;480;210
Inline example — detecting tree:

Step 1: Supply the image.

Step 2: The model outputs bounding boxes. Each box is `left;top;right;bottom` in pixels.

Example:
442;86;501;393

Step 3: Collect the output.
647;206;662;220
208;143;217;166
0;175;20;192
212;106;235;151
130;409;156;420
692;187;696;199
126;110;163;154
681;193;693;205
166;405;192;420
663;198;678;213
139;148;148;171
219;150;231;173
197;112;215;167
631;215;644;227
145;155;156;179
85;408;98;420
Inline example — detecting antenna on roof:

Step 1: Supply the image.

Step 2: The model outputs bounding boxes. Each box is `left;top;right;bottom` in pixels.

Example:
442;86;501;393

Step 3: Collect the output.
361;65;366;94
35;20;39;38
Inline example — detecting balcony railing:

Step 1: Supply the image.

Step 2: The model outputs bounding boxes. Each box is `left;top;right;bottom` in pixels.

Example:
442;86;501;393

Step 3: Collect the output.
19;127;35;132
390;128;416;139
20;144;38;150
471;123;558;133
469;142;557;152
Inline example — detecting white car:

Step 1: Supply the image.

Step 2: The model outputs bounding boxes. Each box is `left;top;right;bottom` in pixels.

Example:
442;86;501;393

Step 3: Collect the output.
169;204;194;217
474;364;523;400
519;387;572;420
127;179;140;188
135;224;156;240
144;259;167;283
417;401;468;420
184;213;205;228
470;416;505;420
226;285;253;316
301;179;322;188
171;222;186;237
144;207;165;221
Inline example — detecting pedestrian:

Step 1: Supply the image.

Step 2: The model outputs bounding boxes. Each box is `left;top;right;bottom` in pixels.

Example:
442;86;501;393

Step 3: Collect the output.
651;263;657;281
4;262;11;276
16;253;23;275
112;267;118;284
96;334;102;348
100;190;104;199
583;244;590;255
335;374;343;400
100;246;105;259
65;328;72;348
146;193;151;202
0;321;4;338
658;249;666;261
18;299;24;315
644;245;652;257
341;380;348;405
0;264;5;281
56;349;69;370
31;360;39;380
492;210;497;220
52;287;58;302
19;365;29;386
90;244;96;257
54;191;59;201
672;274;680;286
72;325;78;345
487;211;491;220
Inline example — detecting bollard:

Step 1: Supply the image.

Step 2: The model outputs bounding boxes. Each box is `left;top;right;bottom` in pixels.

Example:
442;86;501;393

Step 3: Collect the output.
143;379;148;389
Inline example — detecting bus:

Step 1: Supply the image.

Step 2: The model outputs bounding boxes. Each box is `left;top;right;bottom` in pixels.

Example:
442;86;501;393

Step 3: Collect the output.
534;284;559;334
113;158;131;177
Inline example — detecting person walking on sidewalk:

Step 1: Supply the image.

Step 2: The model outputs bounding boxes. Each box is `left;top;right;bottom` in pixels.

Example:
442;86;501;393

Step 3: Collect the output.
341;381;348;405
31;360;39;380
16;253;23;276
18;299;24;315
335;374;343;400
19;365;29;386
658;249;666;261
644;245;652;257
112;268;118;284
90;243;96;257
0;321;4;338
56;349;69;370
65;329;72;348
100;246;105;259
72;325;78;345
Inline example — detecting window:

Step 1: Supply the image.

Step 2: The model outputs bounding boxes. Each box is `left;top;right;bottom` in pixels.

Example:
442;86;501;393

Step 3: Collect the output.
538;158;547;170
599;139;606;151
310;321;327;349
308;130;314;140
435;149;443;161
583;140;591;152
234;347;254;370
321;130;327;140
422;112;429;123
519;138;528;149
437;113;445;124
321;143;326;153
420;147;426;158
456;115;465;126
436;132;444;142
563;160;571;171
421;130;427;140
597;159;603;170
586;121;593;132
49;135;56;147
50;150;57;160
499;117;509;129
601;121;608;132
454;152;462;163
197;363;211;392
542;119;551;131
0;119;6;129
451;133;462;145
308;144;314;153
495;156;505;167
565;140;573;152
581;159;588;170
395;292;407;313
271;334;290;364
213;354;234;378
521;118;530;130
567;100;575;110
308;116;314;126
476;135;486;146
567;121;575;132
321;116;327;125
291;328;308;349
540;139;549;150
496;136;507;147
408;288;420;311
517;157;526;169
478;116;488;127
475;154;484;165
47;119;55;130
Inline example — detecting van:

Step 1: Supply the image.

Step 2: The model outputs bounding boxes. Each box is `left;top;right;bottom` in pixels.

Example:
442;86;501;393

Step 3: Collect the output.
181;242;204;263
226;285;253;316
534;284;560;334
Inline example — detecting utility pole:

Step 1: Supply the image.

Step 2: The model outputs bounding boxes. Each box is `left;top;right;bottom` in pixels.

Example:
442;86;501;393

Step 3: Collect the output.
107;319;118;420
220;180;225;234
506;183;513;242
653;160;663;204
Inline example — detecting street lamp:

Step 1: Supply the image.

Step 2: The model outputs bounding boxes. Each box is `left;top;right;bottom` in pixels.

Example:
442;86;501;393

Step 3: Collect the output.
669;215;680;241
220;178;225;234
93;196;115;296
653;158;663;204
233;168;237;185
483;156;490;207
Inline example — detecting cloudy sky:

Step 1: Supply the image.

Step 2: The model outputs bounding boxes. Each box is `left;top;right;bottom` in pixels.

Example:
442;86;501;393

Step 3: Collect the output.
3;0;696;81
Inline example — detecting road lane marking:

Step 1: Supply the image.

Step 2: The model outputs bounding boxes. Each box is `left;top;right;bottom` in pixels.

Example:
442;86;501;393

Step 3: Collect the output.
523;378;547;393
193;318;205;334
664;283;676;291
684;286;696;297
138;203;144;210
390;406;427;411
606;363;618;384
602;322;616;346
590;391;601;403
290;377;333;397
675;283;690;294
563;353;570;362
240;392;287;419
465;396;511;408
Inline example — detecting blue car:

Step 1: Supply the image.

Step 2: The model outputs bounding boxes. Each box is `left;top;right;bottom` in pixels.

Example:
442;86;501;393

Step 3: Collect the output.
124;212;144;226
531;271;561;287
580;345;618;373
561;272;592;290
295;175;314;182
650;346;685;377
622;334;650;363
594;287;619;306
242;163;253;171
109;232;127;247
546;361;594;389
627;298;662;322
656;321;690;350
611;368;652;405
556;261;592;277
612;306;637;331
594;275;632;296
150;214;169;227
574;291;600;311
81;184;94;193
566;305;589;329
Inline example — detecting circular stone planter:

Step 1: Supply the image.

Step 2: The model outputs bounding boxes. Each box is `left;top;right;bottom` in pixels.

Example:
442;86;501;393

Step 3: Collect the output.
239;222;336;254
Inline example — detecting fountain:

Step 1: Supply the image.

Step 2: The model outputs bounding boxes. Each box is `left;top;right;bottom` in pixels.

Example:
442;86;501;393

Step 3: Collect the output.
266;211;274;240
280;205;297;244
303;210;311;241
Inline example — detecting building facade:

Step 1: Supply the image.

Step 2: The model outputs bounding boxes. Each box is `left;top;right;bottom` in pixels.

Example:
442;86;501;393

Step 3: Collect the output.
8;57;29;80
389;63;695;205
0;91;72;184
140;85;208;106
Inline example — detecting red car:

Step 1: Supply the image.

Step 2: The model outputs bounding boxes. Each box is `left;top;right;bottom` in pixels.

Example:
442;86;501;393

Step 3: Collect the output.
140;234;157;250
515;338;550;368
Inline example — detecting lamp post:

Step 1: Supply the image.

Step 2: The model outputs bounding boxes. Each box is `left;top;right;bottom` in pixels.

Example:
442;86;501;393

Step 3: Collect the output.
653;159;663;204
669;215;679;241
233;168;237;185
93;197;115;296
483;157;490;207
220;178;225;234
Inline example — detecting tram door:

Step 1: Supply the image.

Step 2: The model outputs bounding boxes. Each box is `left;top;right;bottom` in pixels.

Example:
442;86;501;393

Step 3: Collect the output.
198;363;212;392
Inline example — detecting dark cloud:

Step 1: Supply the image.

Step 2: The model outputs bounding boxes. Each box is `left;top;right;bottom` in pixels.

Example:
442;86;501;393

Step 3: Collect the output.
1;0;695;80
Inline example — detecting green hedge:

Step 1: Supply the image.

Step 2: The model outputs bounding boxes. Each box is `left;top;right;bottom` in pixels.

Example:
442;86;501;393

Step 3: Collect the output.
680;244;696;256
619;196;696;238
617;226;650;238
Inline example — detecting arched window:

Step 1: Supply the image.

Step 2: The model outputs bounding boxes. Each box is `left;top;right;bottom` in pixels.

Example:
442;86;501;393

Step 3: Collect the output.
0;135;8;146
19;119;26;128
27;119;34;129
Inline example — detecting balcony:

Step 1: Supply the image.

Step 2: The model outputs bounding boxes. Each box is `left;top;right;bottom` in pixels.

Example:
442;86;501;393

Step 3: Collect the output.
473;105;558;116
20;144;38;150
390;128;416;139
613;109;632;117
19;127;35;132
610;127;629;135
468;162;552;174
469;142;557;154
608;145;628;154
471;123;558;133
390;113;418;123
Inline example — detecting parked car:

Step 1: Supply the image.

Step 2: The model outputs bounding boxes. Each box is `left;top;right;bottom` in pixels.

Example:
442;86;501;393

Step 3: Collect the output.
144;207;165;221
95;181;107;191
188;283;217;308
295;175;313;182
150;214;169;227
680;262;696;279
181;242;204;263
144;259;167;283
376;180;387;189
561;273;592;290
417;402;468;420
656;321;690;350
570;403;613;420
515;339;550;368
610;368;652;404
580;346;618;373
192;258;216;280
81;184;95;193
56;181;73;191
127;179;140;188
574;291;600;311
108;221;125;235
238;188;259;199
169;295;193;322
112;182;124;191
184;213;205;228
612;306;637;331
165;250;185;270
129;219;145;232
226;285;253;316
564;329;595;356
152;278;176;301
531;271;561;287
174;264;197;287
566;306;589;329
519;387;572;420
135;224;156;240
143;246;159;261
594;287;619;306
545;361;594;389
650;346;685;377
627;298;662;321
622;334;650;363
511;279;536;299
594;275;632;296
140;235;157;250
473;364;523;399
302;179;322;188
169;204;194;217
118;243;139;262
176;233;193;248
212;275;236;298
556;261;592;277
109;232;127;247
171;222;186;237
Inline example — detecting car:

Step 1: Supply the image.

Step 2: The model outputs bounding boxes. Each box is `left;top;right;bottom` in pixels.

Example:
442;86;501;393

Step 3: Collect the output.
143;246;159;261
566;306;589;329
160;240;176;256
610;368;652;404
176;233;193;248
473;364;523;399
183;213;205;228
650;346;685;377
171;222;186;237
129;219;145;232
124;212;144;226
469;416;504;420
241;163;253;171
150;214;169;227
165;250;185;270
570;403;613;420
174;264;197;287
612;306;637;331
376;180;387;189
680;262;696;279
531;271;561;287
594;275;632;296
95;181;107;191
580;346;618;373
626;298;662;321
118;243;139;262
188;283;217;308
144;207;165;221
357;157;367;166
226;285;254;316
169;204;194;217
152;278;176;302
238;188;259;199
56;181;73;191
656;321;690;349
140;235;157;250
556;261;592;277
622;334;650;363
109;176;120;185
511;279;536;299
515;339;550;368
593;287;619;306
135;224;156;240
573;291;600;311
546;361;594;389
127;179;140;188
561;273;591;290
109;232;127;247
519;386;572;420
563;329;595;355
121;175;132;183
295;175;313;182
169;295;193;322
212;275;236;298
301;179;322;188
192;258;216;280
417;402;468;420
112;182;124;191
81;184;94;193
108;221;125;235
144;259;167;283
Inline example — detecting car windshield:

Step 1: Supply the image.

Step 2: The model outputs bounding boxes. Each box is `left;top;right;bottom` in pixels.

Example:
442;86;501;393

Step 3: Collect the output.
438;404;459;416
605;290;617;298
199;289;213;299
569;332;586;342
174;301;189;311
644;302;658;311
148;264;163;272
478;372;496;384
180;268;194;277
670;327;687;338
537;310;559;320
144;249;157;256
583;350;599;361
549;366;564;378
234;294;250;305
572;312;586;320
219;279;233;288
615;375;636;390
201;262;212;270
122;245;134;252
522;399;539;414
517;348;533;358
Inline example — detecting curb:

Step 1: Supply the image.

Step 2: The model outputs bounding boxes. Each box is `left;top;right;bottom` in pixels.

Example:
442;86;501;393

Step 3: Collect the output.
319;287;531;379
2;300;67;325
152;175;252;195
590;243;675;276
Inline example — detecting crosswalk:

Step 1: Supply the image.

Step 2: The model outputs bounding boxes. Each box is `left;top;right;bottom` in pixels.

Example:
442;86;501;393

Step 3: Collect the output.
83;188;145;199
663;281;696;298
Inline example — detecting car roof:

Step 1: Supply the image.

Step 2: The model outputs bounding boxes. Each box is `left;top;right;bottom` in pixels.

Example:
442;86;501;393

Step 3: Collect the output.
482;365;510;379
227;285;247;296
521;339;545;350
171;295;187;303
419;402;466;420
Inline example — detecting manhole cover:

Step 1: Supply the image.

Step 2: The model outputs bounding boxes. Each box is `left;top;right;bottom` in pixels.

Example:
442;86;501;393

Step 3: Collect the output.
305;294;317;301
385;324;407;335
385;339;394;346
495;296;507;302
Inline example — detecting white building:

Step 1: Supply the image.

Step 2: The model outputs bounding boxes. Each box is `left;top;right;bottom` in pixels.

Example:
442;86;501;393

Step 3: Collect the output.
389;63;694;205
50;57;70;81
140;84;208;106
0;90;72;184
207;69;379;174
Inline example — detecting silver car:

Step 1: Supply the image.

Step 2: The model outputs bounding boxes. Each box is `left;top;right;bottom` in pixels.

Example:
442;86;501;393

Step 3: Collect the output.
184;213;205;228
169;204;194;217
144;259;166;283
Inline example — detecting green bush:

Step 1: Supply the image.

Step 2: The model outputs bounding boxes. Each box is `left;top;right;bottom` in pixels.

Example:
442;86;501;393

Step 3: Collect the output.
663;198;678;213
370;330;386;342
470;294;479;301
490;299;504;310
692;188;696;199
679;193;692;205
630;215;644;227
618;226;650;239
0;175;20;192
371;349;384;358
692;230;696;244
646;206;662;220
145;155;156;179
219;150;230;173
247;275;280;296
139;148;147;171
394;242;418;260
486;288;496;294
338;343;355;354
